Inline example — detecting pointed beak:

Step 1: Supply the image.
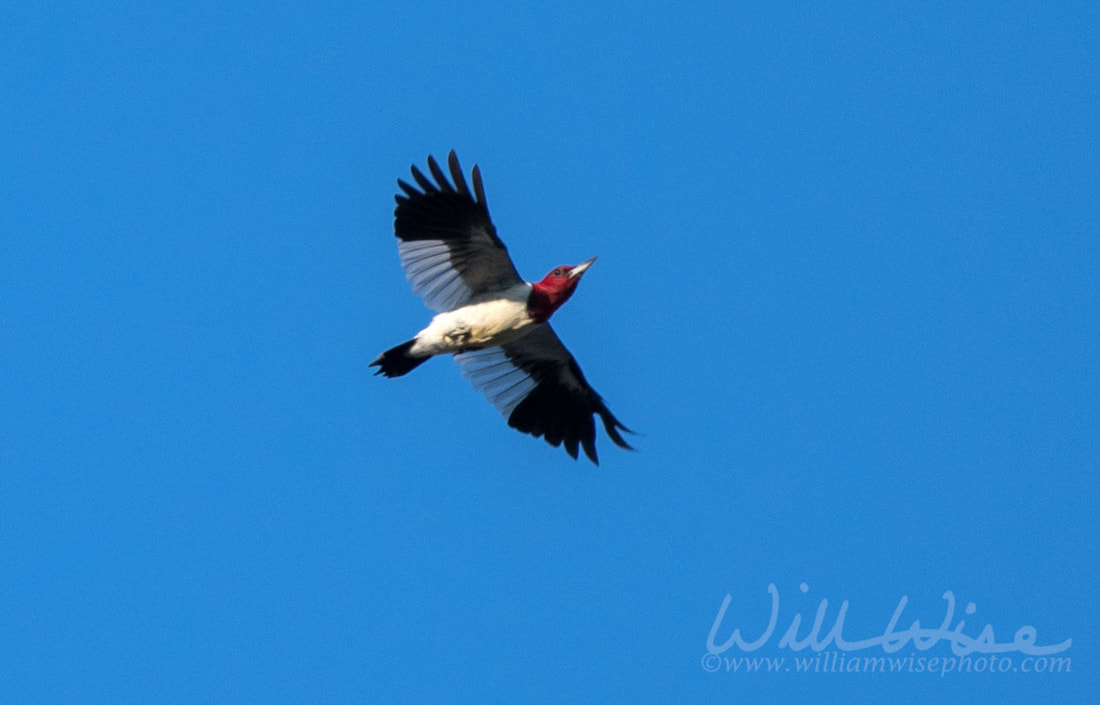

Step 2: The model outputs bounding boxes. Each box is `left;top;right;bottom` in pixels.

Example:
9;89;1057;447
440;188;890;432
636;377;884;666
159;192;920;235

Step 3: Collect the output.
568;256;597;280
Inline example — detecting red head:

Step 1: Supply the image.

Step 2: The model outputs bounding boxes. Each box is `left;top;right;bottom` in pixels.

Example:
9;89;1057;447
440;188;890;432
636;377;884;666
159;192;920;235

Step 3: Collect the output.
528;256;597;322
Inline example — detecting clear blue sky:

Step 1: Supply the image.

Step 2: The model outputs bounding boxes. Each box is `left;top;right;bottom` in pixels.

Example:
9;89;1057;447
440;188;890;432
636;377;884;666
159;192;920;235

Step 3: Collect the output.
2;2;1096;702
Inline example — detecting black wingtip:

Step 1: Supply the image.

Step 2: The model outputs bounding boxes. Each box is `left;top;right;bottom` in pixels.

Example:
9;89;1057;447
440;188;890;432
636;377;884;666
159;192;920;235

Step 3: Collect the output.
506;388;634;466
426;154;454;192
396;152;492;222
408;164;434;192
471;164;487;207
447;151;471;196
564;435;580;461
597;405;636;452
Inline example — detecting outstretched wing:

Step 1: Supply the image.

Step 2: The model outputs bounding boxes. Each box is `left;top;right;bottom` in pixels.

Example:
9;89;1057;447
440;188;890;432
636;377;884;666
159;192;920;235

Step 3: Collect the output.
394;151;524;312
455;324;633;464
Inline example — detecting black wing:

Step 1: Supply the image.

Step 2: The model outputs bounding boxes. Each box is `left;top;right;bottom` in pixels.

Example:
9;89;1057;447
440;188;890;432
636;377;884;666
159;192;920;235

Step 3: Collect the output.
454;324;633;464
394;151;524;312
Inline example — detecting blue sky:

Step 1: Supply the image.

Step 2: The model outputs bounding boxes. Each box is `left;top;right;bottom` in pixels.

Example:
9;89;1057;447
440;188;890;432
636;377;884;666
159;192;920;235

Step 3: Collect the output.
2;1;1096;702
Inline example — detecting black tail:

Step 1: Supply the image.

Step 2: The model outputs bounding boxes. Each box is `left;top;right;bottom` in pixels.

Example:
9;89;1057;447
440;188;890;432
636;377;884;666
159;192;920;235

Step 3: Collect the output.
370;339;430;378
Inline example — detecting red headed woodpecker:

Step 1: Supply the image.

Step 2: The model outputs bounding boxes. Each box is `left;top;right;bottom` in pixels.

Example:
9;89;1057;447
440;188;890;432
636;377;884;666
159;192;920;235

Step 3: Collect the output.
371;151;633;464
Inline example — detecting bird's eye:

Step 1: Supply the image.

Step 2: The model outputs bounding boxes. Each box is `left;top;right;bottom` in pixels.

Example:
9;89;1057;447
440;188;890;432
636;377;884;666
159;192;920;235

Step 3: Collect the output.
553;268;563;276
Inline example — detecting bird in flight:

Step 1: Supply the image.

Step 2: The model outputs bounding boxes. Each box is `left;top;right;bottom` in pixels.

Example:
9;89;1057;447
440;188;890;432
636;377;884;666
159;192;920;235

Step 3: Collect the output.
371;151;633;464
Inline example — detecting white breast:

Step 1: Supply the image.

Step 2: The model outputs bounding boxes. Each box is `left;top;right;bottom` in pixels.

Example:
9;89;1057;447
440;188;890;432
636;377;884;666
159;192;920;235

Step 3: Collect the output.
409;283;535;356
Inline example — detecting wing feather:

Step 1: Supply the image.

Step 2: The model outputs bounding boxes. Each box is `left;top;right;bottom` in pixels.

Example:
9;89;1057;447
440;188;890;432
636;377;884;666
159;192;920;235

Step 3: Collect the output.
448;151;471;195
455;324;633;464
393;151;522;312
